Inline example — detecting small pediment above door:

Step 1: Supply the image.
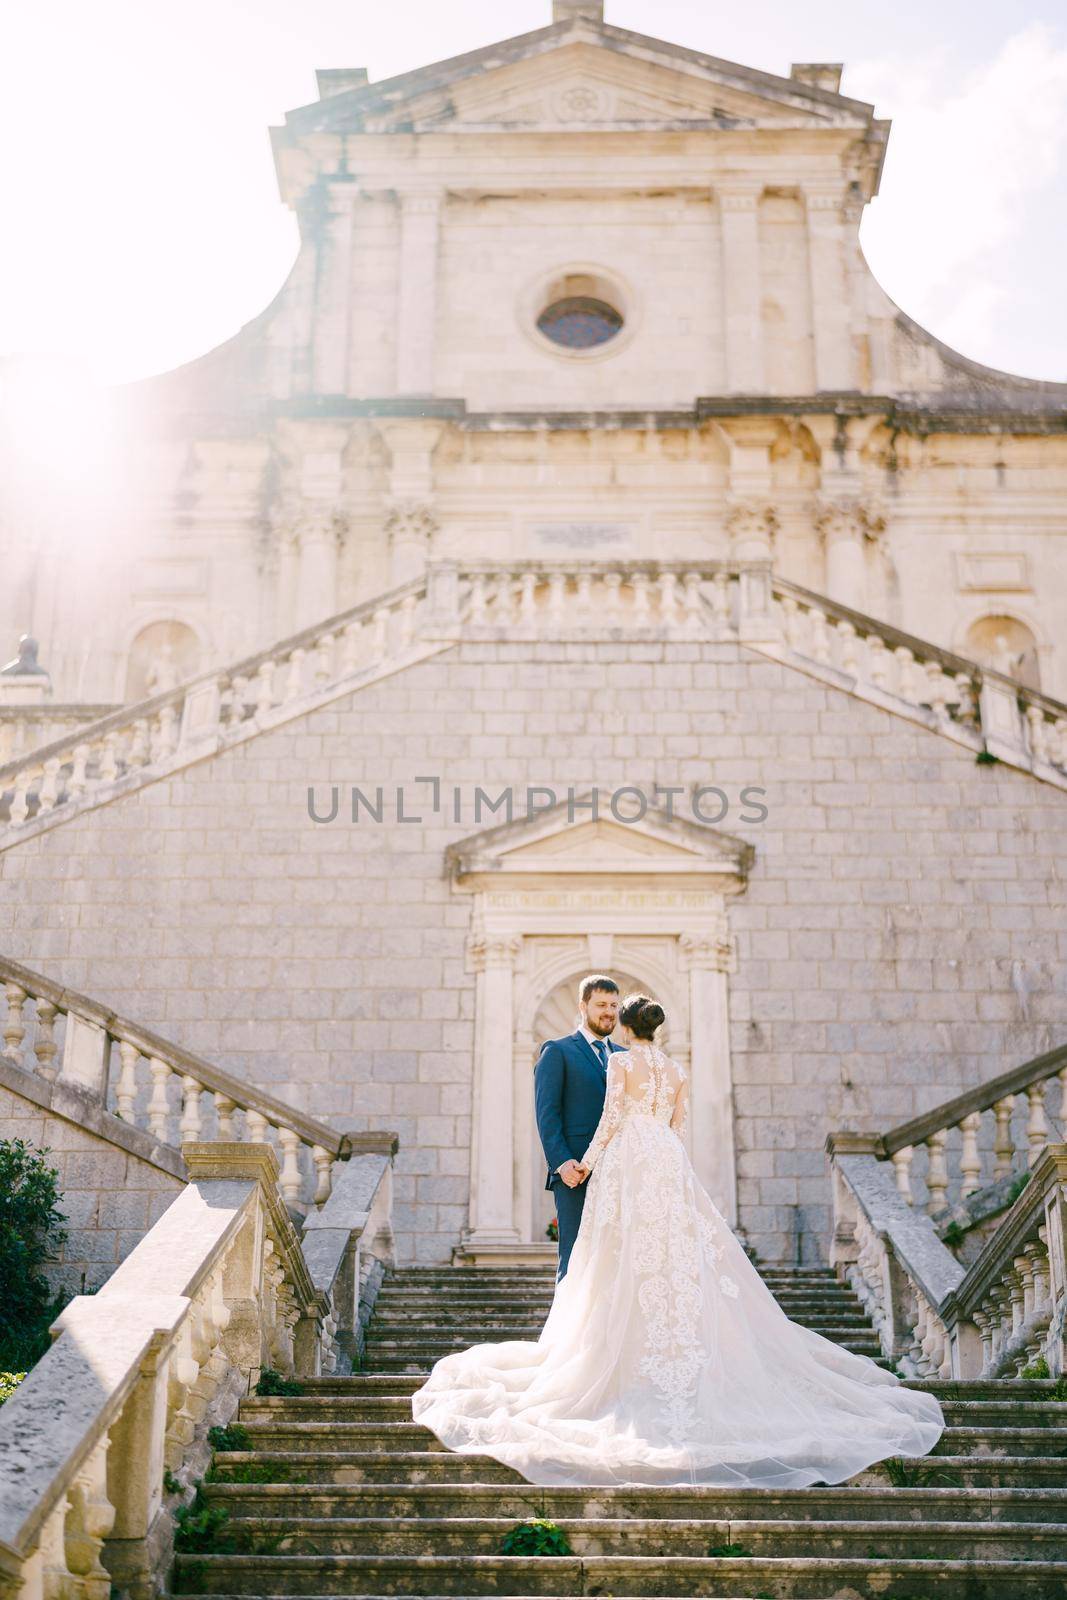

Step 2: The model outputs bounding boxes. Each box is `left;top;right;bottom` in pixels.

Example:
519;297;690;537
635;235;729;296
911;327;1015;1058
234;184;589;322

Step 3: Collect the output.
446;794;753;892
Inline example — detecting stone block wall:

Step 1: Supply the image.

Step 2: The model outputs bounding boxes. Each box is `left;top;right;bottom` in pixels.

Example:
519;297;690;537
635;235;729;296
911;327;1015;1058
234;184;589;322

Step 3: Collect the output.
1;636;1065;1266
0;1063;185;1295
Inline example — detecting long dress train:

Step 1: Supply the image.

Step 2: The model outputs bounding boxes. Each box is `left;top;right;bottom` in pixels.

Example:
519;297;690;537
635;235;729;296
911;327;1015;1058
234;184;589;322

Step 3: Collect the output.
410;1039;945;1488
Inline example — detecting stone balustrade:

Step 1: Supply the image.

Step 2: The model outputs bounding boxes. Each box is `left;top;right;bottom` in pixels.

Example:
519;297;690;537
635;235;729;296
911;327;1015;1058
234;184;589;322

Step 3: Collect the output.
876;1040;1067;1217
0;954;350;1211
0;1141;393;1600
1;558;1064;850
0;572;436;844
828;1128;1067;1379
0;706;120;765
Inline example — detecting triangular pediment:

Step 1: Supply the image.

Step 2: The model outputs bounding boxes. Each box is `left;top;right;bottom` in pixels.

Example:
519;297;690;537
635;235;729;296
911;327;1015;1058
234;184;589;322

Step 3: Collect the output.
286;17;876;137
446;797;754;887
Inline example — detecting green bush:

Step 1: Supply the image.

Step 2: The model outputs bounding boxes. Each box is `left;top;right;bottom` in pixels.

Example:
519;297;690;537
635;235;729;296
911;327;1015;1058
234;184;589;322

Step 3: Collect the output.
207;1422;251;1452
0;1371;26;1407
174;1486;231;1553
500;1518;572;1555
254;1367;304;1397
0;1138;67;1371
1021;1356;1050;1379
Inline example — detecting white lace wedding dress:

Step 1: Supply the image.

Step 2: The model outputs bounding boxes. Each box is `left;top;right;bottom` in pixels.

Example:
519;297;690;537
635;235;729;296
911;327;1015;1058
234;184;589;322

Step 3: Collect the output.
411;1040;945;1488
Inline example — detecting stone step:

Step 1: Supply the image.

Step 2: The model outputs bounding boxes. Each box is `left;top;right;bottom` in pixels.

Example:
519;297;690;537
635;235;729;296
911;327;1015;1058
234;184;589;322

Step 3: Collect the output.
226;1419;1067;1460
290;1373;1067;1403
204;1448;1067;1489
203;1479;1067;1524
170;1551;1067;1596
175;1512;1067;1561
238;1394;1067;1429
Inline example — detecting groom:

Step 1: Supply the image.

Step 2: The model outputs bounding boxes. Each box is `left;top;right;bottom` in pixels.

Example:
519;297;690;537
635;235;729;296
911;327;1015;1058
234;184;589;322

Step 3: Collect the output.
534;974;625;1282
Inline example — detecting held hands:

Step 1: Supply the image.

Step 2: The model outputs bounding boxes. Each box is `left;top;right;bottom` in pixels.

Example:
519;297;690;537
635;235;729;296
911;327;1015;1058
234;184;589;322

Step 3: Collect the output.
558;1159;590;1188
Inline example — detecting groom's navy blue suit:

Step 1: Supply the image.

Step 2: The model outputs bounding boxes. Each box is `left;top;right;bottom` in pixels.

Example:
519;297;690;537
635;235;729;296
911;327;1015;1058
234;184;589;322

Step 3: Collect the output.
535;1030;626;1281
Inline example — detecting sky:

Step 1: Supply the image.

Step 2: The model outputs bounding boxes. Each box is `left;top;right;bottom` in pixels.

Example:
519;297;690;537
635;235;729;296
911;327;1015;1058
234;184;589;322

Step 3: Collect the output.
2;0;1065;388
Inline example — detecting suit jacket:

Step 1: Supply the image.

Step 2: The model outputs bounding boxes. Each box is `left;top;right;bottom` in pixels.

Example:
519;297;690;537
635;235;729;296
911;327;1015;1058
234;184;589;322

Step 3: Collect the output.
534;1030;626;1192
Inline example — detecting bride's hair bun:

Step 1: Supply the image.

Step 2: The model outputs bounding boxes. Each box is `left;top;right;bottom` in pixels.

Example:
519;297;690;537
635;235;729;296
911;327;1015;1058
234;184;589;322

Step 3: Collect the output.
619;992;666;1040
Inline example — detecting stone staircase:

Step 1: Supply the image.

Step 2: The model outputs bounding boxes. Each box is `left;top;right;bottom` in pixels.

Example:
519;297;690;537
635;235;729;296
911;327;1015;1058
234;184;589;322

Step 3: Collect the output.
171;1264;1067;1598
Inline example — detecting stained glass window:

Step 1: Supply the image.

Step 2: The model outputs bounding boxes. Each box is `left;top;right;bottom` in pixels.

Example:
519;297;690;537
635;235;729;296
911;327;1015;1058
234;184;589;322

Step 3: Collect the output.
536;295;624;350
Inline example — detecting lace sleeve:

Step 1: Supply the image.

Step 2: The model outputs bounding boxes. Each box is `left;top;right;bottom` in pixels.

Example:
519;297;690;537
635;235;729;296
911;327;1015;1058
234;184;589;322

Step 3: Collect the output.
670;1066;690;1140
579;1054;628;1171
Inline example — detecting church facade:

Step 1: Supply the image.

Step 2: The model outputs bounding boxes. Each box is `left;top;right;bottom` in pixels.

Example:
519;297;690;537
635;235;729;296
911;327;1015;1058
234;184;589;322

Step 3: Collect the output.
0;0;1065;1269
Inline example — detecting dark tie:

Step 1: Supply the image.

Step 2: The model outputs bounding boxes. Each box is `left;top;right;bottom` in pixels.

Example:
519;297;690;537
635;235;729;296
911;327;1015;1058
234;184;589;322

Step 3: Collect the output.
593;1038;608;1073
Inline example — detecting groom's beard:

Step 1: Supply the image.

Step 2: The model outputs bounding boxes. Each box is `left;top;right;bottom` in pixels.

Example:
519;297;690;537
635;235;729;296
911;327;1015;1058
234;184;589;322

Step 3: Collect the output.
588;1023;616;1037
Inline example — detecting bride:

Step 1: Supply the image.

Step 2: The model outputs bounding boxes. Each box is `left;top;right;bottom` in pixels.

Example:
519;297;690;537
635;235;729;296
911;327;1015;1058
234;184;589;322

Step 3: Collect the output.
411;992;945;1488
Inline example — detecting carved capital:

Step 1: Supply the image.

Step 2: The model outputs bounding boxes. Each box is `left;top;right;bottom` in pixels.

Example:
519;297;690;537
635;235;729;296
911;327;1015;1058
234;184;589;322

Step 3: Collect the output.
815;497;885;546
467;931;522;973
384;497;438;549
678;926;735;974
726;498;778;553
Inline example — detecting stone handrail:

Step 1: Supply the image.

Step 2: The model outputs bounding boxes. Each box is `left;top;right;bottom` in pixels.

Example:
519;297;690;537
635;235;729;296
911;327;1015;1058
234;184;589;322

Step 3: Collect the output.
0;953;353;1210
828;1131;1067;1379
2;556;1064;849
877;1040;1067;1216
302;1148;396;1369
0;1143;346;1600
0;570;439;844
0;705;120;765
765;574;1067;780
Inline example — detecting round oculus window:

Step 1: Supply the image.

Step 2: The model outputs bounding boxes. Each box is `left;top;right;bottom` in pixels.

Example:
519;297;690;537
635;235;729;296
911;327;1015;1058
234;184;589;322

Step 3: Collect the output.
536;295;624;350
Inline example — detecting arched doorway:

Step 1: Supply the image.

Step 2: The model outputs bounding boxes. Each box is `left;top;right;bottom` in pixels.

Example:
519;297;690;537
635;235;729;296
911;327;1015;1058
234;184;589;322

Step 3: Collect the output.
525;969;678;1245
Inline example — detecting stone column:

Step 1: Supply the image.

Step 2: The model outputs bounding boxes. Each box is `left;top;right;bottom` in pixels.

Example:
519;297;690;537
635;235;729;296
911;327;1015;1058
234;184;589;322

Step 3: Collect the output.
717;184;764;393
312;184;358;395
294;511;344;628
804;185;853;392
726;498;779;641
680;926;738;1226
395;189;443;395
466;926;523;1246
374;418;447;585
815;498;884;613
385;501;438;588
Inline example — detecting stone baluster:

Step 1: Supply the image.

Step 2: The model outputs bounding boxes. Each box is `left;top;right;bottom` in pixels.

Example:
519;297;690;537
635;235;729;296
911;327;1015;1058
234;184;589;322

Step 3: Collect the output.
973;1308;993;1374
33;998;59;1080
959;1110;983;1197
547;571;567;624
99;732;119;782
340;619;363;675
157;704;179;760
312;1144;333;1206
246;1109;269;1142
214;1095;236;1139
1008;1266;1025;1337
893;645;919;702
993;1095;1015;1180
9;770;32;825
657;570;679;627
69;742;91;798
370;607;390;660
631;571;651;622
925;1128;949;1214
147;1057;172;1139
469;574;488;624
519;571;538;622
38;756;61;814
314;632;335;685
253;660;276;717
808;606;831;665
278;1126;304;1206
397;594;418;647
835;619;859;676
3;981;27;1064
953;673;978;725
926;665;953;727
603;571;623;621
116;1040;140;1121
866;634;890;690
1052;718;1067;768
1026;1083;1048;1166
284;647;306;702
576;571;593;618
1025;704;1050;764
1016;1252;1036;1325
709;571;732;632
682;571;703;632
179;1075;203;1142
891;1145;914;1205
